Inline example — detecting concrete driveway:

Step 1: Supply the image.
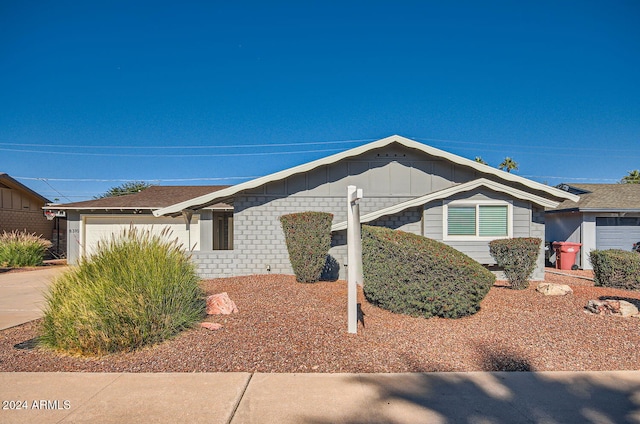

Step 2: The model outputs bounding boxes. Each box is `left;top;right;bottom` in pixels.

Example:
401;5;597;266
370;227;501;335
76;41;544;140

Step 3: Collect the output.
0;266;68;330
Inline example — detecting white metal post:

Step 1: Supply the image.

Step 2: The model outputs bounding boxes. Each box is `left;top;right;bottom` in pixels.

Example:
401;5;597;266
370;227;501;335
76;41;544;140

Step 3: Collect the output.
347;185;363;334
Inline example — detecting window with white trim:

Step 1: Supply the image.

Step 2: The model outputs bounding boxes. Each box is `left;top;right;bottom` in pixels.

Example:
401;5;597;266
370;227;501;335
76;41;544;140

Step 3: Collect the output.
444;201;511;239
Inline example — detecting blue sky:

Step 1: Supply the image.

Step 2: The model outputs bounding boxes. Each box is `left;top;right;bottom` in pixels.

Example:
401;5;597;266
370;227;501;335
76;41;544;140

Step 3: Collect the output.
1;1;639;202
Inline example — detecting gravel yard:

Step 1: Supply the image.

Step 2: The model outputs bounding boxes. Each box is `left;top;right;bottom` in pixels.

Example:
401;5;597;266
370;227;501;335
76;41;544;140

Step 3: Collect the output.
1;270;639;373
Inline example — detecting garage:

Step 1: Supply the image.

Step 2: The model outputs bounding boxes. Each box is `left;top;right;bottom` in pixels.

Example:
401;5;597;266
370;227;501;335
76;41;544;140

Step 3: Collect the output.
82;214;200;257
596;217;640;251
545;183;640;270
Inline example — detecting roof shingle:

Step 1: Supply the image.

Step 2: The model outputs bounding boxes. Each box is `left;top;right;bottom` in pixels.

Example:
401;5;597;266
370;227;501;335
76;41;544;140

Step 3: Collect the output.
551;184;640;211
54;186;231;210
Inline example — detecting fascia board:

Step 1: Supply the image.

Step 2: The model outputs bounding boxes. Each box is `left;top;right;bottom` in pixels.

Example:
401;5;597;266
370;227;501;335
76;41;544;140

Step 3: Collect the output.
50;205;231;211
579;208;640;213
155;135;578;217
48;206;156;211
331;178;560;231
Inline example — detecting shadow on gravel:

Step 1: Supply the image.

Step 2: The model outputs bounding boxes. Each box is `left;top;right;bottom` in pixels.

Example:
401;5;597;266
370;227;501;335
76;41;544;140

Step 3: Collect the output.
598;295;640;310
305;348;640;424
14;337;40;351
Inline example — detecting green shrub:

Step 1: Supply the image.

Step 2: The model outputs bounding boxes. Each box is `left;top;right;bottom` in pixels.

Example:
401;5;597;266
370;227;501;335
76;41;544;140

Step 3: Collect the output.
40;227;205;356
362;226;495;318
589;249;640;291
280;212;333;283
489;238;541;290
0;230;52;267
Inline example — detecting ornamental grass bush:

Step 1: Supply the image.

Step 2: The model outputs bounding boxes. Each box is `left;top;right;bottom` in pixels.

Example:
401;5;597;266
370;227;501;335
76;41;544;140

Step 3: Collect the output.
40;227;205;356
0;230;52;267
589;249;640;291
280;211;333;283
489;237;541;290
362;225;495;319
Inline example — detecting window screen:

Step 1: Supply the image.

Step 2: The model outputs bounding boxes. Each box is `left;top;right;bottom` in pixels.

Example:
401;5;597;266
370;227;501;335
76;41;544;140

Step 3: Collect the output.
447;206;476;235
479;205;508;236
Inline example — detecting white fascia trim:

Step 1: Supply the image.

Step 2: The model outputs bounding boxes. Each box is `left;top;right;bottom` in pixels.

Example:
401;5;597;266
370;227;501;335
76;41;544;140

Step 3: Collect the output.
331;178;560;231
54;207;158;211
54;205;230;211
155;135;578;217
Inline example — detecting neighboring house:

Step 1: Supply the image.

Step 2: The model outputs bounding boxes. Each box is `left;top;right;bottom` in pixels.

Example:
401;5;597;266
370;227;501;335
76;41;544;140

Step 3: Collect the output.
0;172;55;241
54;135;578;281
546;183;640;270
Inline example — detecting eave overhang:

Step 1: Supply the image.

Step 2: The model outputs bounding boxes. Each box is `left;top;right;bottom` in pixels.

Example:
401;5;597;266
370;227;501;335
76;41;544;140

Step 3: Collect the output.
154;135;579;217
331;178;563;231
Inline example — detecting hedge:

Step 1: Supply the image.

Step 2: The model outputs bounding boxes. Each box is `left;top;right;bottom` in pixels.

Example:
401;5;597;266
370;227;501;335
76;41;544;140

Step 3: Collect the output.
489;238;541;290
589;249;640;291
280;212;333;283
362;225;495;318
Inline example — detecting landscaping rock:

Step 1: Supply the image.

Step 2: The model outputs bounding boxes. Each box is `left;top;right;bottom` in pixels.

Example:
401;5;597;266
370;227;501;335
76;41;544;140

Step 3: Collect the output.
200;322;223;331
585;299;640;317
206;292;238;315
536;282;573;296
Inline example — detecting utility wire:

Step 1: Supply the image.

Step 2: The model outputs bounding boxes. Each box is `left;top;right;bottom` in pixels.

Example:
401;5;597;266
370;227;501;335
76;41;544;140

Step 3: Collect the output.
0;147;347;157
38;178;73;202
0;138;374;149
15;176;259;182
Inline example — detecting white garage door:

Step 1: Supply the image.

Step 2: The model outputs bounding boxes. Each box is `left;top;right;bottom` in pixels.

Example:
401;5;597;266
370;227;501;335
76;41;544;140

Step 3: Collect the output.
82;215;200;257
596;217;640;251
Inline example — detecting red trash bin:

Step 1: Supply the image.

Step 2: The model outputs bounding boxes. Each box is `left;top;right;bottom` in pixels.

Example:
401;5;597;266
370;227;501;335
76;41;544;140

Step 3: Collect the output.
552;242;582;270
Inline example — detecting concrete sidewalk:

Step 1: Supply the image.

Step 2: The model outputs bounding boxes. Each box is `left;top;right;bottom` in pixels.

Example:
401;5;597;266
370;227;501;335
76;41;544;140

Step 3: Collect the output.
1;371;639;423
0;266;68;330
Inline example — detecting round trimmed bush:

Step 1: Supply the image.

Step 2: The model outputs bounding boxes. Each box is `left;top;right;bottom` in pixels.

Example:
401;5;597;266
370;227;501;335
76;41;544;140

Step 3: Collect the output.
489;237;541;290
362;225;495;318
40;227;205;356
590;249;640;290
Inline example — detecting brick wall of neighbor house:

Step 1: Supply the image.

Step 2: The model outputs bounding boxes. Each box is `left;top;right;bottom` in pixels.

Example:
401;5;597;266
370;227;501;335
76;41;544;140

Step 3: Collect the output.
0;186;54;239
0;209;54;239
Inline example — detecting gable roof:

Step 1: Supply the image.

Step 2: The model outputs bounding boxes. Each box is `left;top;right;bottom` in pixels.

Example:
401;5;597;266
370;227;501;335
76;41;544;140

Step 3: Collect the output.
332;178;561;231
0;173;51;204
549;183;640;213
154;135;579;217
54;185;231;210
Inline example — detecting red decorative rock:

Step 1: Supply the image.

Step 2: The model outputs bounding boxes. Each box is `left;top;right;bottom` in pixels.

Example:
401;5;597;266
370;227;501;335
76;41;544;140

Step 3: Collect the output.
200;322;223;331
206;292;238;315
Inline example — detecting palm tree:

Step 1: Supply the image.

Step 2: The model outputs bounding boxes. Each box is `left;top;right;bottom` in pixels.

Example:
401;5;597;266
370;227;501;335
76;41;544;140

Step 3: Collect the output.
499;157;518;173
474;156;488;165
620;170;640;184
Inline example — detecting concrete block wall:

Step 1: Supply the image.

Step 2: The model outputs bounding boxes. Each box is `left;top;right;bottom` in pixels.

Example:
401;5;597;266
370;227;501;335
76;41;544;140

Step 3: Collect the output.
369;207;422;234
0;209;55;240
193;194;416;279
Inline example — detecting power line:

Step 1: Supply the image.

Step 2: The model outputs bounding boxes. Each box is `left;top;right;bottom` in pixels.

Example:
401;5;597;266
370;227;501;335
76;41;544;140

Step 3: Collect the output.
2;136;637;153
0;147;347;157
15;176;259;182
0;138;373;150
411;137;640;153
38;179;73;202
2;137;639;158
521;175;619;182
